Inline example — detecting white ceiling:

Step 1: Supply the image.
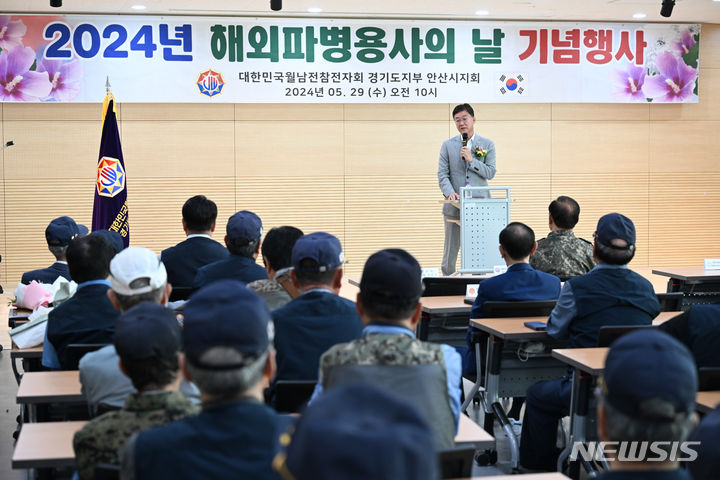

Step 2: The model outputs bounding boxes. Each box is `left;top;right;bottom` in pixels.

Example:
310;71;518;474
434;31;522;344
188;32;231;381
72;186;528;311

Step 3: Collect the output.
3;0;720;23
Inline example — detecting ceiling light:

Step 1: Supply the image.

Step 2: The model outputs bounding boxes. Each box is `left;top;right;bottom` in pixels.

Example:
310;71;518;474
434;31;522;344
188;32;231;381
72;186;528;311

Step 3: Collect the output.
633;12;647;19
307;7;322;13
475;10;489;15
131;4;147;10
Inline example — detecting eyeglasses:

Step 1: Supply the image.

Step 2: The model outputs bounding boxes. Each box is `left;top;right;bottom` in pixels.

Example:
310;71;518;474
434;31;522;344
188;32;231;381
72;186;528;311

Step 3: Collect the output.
454;116;473;124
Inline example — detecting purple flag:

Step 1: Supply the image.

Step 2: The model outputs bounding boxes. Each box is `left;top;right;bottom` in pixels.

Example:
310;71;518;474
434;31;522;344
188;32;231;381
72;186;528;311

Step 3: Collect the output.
91;94;129;247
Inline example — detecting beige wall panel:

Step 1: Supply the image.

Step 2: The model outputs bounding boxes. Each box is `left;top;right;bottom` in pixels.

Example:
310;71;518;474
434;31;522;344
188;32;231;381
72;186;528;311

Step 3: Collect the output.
235;121;344;176
122;121;235;178
345;121;447;176
234;104;343;121
648;173;720;266
649;121;720;173
551;174;650;266
344;175;444;276
345;104;448;121
471;104;551;121
649;68;720;121
122;103;234;121
3;103;104;121
493;173;553;237
128;178;236;255
475;121;551;174
551;122;649;173
3;121;100;179
552;104;649;121
699;24;720;69
235;175;345;246
4;179;94;287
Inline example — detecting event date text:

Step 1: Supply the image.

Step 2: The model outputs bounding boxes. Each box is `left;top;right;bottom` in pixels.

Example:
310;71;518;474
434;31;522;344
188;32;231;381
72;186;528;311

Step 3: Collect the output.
284;86;437;98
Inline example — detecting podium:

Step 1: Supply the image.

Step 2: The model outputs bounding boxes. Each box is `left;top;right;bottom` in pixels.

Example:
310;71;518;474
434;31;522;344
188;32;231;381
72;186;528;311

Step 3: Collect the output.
458;186;511;274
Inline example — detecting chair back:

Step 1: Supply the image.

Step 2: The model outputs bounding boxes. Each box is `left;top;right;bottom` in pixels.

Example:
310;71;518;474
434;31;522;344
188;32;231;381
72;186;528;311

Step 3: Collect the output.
698;367;720;391
65;343;109;370
480;300;557;318
94;463;120;480
656;292;684;312
597;325;655;348
437;445;475;479
273;380;317;413
422;276;484;297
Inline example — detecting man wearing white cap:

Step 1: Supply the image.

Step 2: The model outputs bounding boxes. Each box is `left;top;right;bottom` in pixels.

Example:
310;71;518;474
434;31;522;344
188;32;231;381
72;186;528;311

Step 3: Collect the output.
79;247;181;412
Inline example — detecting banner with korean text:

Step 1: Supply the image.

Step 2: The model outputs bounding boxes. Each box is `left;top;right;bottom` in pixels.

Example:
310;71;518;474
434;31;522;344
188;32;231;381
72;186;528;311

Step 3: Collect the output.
0;14;700;103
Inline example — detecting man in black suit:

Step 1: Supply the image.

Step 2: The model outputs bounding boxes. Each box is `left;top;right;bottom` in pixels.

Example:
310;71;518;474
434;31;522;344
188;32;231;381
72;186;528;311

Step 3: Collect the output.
21;216;88;284
44;234;120;370
161;196;228;289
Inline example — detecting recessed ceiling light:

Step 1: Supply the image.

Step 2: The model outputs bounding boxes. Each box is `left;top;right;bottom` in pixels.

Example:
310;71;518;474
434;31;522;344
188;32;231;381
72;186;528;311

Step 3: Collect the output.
633;12;647;19
475;10;489;15
308;7;322;13
131;4;147;10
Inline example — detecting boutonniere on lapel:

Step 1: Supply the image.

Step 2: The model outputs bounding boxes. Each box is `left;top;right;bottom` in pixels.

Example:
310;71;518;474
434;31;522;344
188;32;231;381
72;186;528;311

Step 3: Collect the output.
473;145;487;158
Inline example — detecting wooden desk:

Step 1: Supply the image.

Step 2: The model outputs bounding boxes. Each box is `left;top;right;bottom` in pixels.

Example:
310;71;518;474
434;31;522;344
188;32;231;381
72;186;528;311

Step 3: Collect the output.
422;295;471;315
10;345;44;384
455;414;494;448
653;311;683;325
652;267;720;307
12;421;86;469
552;347;607;376
470;316;551;342
652;267;720;283
17;370;84;422
696;391;720;414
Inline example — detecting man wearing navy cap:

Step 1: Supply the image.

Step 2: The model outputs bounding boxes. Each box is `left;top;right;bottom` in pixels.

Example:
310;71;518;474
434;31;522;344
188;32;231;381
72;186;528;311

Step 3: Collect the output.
312;248;462;448
520;213;661;472
659;303;720;368
44;234;119;370
21;216;88;284
192;210;268;288
270;232;362;404
687;405;720;480
274;384;438;480
596;329;697;479
73;303;199;480
121;280;289;480
161;195;229;289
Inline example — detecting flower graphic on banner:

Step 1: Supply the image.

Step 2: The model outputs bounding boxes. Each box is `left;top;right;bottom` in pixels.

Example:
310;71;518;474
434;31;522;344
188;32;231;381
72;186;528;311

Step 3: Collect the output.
0;46;51;101
643;51;697;102
674;30;696;57
38;58;83;102
0;15;27;52
611;63;647;102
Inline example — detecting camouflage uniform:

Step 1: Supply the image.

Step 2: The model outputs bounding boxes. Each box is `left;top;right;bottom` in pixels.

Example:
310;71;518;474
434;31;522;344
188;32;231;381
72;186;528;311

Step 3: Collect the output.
319;331;456;448
73;390;199;480
247;278;292;311
530;229;595;280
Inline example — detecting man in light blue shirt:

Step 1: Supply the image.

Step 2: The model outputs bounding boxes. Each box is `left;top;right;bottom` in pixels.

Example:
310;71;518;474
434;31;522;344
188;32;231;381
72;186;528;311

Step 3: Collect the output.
312;248;461;448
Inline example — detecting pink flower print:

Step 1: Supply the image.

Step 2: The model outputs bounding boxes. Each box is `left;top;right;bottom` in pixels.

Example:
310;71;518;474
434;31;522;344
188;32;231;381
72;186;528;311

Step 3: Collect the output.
38;58;83;101
674;30;696;57
0;16;26;52
0;46;51;101
643;51;697;102
612;63;647;102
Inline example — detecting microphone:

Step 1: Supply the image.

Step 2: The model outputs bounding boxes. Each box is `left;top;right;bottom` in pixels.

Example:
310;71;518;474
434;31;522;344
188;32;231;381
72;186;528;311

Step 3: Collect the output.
462;133;468;146
0;140;14;152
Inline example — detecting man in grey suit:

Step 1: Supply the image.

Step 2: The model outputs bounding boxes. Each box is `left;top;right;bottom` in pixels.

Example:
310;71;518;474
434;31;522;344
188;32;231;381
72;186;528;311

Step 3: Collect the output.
437;103;497;275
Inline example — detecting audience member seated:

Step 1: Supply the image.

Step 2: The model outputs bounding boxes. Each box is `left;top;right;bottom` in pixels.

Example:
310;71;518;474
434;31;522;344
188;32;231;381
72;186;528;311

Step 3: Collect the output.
687;405;720;480
659;304;720;368
193;210;267;288
248;226;304;311
73;303;199;480
520;213;661;472
92;229;125;254
161;195;228;288
44;234;119;370
271;232;362;397
79;246;187;411
595;329;697;480
530;195;595;280
274;384;437;480
462;222;561;377
21;216;87;284
121;281;290;480
312;249;462;448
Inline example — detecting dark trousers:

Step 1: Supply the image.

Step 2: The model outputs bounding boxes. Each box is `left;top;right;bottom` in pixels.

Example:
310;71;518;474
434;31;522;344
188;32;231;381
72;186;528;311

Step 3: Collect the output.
519;376;572;471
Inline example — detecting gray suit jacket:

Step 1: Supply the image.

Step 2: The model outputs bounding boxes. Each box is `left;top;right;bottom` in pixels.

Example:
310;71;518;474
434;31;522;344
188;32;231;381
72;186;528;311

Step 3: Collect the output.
437;133;497;218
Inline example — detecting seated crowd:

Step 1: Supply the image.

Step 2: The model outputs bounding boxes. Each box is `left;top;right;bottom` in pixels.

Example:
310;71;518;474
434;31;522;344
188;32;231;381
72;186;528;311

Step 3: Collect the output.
16;194;720;479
